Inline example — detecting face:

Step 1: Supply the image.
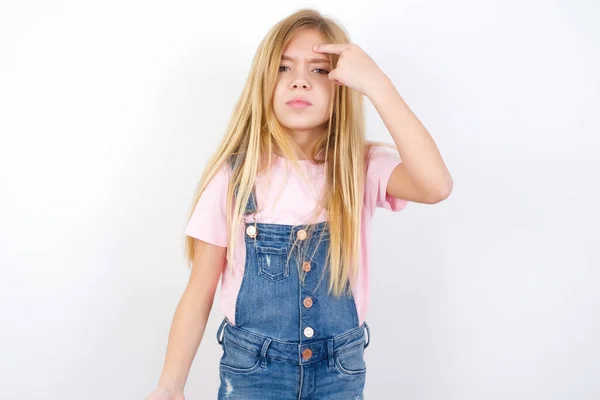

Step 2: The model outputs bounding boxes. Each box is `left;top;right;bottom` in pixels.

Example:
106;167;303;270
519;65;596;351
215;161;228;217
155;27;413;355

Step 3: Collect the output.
272;28;334;143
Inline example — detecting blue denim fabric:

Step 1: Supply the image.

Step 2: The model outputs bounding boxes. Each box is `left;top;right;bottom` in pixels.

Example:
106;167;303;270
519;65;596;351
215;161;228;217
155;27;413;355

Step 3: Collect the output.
215;160;371;399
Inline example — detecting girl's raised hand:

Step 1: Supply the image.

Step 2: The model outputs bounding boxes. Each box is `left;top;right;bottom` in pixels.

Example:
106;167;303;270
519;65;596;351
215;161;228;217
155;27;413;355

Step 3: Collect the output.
312;43;389;98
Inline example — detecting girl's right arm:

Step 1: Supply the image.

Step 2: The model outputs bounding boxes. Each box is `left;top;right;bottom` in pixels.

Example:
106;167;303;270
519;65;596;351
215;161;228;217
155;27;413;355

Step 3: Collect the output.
146;239;227;400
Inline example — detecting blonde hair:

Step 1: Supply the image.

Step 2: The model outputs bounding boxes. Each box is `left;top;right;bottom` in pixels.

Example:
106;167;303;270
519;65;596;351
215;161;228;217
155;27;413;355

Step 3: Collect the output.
184;8;396;297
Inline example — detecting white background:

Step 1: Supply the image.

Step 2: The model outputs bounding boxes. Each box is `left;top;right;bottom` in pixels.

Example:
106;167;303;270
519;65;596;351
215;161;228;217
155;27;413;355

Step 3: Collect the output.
1;1;599;399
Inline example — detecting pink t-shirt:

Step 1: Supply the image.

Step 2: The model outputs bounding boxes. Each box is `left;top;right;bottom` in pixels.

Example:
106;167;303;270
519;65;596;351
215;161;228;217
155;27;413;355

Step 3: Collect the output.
184;145;408;326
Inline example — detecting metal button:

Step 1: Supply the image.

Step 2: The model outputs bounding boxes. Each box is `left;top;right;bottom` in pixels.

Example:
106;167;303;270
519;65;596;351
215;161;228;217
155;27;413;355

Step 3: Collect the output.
303;297;313;308
302;348;312;360
302;262;311;272
297;229;307;240
303;326;314;338
246;225;257;238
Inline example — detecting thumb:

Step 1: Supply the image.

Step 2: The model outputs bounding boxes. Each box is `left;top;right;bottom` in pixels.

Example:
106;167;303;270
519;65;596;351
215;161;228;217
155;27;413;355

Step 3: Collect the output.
328;69;342;86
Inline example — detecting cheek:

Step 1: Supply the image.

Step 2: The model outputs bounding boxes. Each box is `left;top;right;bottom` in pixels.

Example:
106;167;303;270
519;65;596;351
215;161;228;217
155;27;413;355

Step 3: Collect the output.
316;85;334;106
317;78;334;93
273;81;289;102
272;84;285;109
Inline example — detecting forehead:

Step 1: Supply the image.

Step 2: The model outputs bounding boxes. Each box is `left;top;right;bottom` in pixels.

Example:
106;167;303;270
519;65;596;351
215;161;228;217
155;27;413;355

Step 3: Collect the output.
282;28;326;57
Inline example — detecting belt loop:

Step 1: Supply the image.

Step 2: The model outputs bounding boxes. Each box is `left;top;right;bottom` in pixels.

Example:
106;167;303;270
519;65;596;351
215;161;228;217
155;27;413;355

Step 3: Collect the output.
216;317;227;346
363;322;371;349
259;338;272;368
327;338;335;370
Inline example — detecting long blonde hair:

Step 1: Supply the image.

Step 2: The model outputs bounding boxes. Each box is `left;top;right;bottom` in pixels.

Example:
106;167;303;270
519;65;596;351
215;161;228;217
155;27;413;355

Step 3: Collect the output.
184;8;395;297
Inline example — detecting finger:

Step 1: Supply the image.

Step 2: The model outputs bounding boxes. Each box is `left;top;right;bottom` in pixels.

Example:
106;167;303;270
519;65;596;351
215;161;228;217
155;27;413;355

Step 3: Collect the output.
328;68;340;82
313;43;349;55
329;70;343;86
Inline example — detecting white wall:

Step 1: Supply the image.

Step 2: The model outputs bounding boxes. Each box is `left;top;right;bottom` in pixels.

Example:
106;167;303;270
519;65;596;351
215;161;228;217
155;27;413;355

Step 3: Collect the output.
1;1;598;399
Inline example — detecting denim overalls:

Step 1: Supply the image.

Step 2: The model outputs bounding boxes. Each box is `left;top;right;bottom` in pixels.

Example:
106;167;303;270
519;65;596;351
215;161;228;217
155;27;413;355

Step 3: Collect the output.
215;158;371;399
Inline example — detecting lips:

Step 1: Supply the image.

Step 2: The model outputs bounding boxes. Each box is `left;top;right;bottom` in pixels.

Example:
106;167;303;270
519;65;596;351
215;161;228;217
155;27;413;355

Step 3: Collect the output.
286;98;312;105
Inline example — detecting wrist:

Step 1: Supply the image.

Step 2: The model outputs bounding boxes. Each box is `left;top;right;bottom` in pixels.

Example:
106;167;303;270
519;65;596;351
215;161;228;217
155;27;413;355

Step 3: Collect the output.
157;381;184;395
365;73;394;102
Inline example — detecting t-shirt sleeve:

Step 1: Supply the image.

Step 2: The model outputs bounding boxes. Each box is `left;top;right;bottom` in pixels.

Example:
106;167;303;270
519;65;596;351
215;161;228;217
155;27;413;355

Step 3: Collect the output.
184;163;231;247
364;145;408;216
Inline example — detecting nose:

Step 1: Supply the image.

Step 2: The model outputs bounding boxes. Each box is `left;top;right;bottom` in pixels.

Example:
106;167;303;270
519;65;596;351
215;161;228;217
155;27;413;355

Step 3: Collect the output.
292;82;309;89
290;69;311;90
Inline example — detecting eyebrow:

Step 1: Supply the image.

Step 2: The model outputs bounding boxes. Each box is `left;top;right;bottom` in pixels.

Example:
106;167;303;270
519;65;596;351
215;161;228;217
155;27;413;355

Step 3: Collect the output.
281;54;331;64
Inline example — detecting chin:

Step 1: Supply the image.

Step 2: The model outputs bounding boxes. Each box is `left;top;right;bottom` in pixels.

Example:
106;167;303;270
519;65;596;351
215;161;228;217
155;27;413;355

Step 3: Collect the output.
279;115;327;130
281;122;322;131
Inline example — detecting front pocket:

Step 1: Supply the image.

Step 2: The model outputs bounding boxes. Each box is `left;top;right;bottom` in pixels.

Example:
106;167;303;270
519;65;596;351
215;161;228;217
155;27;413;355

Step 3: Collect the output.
256;245;289;281
219;338;262;374
334;344;367;376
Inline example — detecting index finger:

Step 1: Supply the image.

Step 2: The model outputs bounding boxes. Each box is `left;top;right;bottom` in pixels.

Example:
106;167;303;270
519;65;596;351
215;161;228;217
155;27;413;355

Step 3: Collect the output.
313;43;349;55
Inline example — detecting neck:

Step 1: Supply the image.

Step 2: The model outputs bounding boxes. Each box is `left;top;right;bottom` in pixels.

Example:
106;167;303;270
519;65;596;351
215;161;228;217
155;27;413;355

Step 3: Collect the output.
276;125;326;160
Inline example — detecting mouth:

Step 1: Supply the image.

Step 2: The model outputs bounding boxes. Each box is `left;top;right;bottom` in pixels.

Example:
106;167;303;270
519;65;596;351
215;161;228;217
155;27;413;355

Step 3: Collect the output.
286;100;312;109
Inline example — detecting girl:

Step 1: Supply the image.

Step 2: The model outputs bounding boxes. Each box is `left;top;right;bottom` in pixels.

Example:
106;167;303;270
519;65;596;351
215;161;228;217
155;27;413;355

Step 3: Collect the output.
147;8;452;400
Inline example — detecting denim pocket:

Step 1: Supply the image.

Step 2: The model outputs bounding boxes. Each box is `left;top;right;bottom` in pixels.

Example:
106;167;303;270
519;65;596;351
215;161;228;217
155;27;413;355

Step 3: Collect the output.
256;245;289;281
334;344;367;376
219;338;262;374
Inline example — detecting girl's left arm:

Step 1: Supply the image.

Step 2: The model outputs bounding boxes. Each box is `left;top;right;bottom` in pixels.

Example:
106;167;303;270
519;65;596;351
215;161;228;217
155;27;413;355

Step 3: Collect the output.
314;43;454;204
367;76;454;204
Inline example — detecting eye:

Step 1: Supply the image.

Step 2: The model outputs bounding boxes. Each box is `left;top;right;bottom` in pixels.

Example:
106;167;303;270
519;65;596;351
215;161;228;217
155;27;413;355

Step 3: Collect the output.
278;66;329;74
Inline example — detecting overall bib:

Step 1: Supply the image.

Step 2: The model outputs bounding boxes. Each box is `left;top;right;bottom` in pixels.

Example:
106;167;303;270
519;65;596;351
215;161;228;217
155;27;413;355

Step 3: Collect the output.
215;160;371;399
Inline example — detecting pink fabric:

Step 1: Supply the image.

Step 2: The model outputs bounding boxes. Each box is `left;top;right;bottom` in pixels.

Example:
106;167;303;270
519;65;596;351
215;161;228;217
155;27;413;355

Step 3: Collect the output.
184;145;408;325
